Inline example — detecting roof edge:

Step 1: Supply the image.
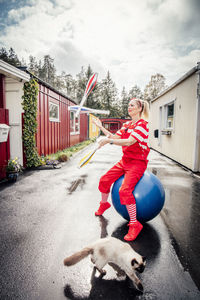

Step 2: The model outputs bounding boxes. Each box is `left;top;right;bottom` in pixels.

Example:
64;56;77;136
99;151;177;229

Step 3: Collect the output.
25;70;77;105
0;59;30;82
151;64;199;103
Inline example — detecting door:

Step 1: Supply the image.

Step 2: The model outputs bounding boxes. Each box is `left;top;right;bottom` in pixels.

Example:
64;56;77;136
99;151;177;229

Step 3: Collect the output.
0;108;10;180
159;106;162;147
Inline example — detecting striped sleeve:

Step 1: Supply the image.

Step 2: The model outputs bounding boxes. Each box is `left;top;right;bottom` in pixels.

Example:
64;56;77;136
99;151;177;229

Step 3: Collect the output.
131;122;149;142
116;122;129;136
116;127;124;136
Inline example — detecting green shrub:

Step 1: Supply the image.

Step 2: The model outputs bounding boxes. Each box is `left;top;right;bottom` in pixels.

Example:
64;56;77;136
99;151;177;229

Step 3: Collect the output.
22;78;41;168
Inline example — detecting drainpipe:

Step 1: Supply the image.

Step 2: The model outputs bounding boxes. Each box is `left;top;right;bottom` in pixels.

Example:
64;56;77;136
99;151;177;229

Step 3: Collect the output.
0;74;6;108
193;62;200;172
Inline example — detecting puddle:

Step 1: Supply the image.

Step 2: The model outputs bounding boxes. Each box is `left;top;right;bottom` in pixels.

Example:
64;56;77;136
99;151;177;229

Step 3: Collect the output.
67;175;87;194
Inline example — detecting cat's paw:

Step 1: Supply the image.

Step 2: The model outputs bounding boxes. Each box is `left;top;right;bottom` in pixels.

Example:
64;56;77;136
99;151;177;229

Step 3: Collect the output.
137;282;143;292
101;269;107;276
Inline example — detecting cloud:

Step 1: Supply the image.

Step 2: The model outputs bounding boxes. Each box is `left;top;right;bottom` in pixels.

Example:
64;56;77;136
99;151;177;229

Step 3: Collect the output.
0;0;199;92
51;40;105;77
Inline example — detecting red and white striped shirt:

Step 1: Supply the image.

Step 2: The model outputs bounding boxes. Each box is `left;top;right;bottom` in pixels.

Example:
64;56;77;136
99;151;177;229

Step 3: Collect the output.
116;119;150;161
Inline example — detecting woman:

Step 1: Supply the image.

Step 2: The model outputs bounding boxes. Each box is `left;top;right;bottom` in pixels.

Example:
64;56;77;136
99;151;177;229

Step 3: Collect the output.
93;98;150;241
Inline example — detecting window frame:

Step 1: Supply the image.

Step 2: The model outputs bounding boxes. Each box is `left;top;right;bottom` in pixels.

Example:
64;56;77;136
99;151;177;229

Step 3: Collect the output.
70;111;80;135
49;101;60;122
164;100;175;130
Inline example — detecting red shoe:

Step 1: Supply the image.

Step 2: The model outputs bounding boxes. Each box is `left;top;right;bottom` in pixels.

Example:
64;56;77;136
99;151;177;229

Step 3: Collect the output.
95;202;111;216
124;221;143;241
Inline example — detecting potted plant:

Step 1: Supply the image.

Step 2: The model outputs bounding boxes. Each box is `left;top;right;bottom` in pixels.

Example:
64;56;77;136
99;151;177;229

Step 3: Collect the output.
6;157;22;182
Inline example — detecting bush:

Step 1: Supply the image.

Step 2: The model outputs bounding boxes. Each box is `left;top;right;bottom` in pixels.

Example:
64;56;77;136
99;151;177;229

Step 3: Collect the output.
58;153;68;162
6;157;22;172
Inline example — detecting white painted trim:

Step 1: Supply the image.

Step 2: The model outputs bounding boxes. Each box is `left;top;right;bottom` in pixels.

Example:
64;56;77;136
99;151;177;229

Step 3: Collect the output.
0;59;30;82
49;101;60;122
70;111;80;135
163;99;176;131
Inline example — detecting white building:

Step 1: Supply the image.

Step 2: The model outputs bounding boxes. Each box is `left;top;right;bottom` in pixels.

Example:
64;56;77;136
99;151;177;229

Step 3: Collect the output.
0;60;30;167
149;62;200;172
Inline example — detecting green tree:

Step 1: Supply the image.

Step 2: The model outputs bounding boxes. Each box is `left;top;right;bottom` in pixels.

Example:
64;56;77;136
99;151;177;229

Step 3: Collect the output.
85;65;100;108
128;84;143;100
121;86;129;118
100;71;119;117
144;73;167;102
56;72;77;100
76;66;87;104
0;47;9;62
8;47;21;66
28;55;39;76
75;65;100;109
39;55;56;86
0;47;21;66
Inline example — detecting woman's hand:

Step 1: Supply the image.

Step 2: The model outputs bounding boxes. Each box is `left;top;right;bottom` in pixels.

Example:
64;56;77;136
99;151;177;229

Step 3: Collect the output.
92;117;102;129
98;137;109;148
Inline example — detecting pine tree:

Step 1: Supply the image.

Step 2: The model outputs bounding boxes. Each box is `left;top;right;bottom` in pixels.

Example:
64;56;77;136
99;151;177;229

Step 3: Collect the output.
76;66;87;104
128;84;143;100
57;72;77;100
0;47;21;66
8;47;21;66
100;71;119;117
39;55;56;86
121;87;129;118
85;65;101;108
0;47;9;62
28;55;39;76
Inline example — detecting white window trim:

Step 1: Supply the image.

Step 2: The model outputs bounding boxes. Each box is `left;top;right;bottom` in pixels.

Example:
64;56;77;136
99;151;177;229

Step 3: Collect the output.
70;111;80;135
49;101;60;122
164;100;175;130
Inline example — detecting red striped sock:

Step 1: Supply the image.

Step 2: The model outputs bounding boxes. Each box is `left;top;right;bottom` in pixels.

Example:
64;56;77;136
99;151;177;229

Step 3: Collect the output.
126;204;137;225
101;192;109;203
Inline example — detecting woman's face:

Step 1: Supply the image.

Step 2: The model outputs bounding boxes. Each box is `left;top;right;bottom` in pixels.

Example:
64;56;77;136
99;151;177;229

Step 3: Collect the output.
128;100;141;117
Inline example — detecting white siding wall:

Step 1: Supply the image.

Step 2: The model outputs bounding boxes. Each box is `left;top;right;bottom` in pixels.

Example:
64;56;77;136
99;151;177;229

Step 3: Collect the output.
5;78;24;166
149;72;198;171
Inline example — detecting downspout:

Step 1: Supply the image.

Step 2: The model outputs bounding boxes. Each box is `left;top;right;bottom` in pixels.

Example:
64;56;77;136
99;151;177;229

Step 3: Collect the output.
0;74;6;108
193;62;200;172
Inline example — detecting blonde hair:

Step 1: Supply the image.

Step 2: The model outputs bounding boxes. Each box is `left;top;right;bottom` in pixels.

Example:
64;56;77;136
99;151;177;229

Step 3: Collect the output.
130;98;149;120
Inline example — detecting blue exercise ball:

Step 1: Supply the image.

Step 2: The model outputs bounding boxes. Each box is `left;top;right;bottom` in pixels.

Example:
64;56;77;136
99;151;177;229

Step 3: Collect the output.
111;171;165;223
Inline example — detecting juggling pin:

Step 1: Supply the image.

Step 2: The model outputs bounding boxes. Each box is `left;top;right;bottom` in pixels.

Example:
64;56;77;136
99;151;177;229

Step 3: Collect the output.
75;73;98;118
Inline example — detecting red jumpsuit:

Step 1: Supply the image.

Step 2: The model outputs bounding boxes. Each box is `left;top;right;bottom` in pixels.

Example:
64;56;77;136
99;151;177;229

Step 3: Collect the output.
98;119;150;205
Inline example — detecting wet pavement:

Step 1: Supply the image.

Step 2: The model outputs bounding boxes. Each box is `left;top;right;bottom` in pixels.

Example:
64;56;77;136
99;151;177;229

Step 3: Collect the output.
0;144;200;299
148;150;200;291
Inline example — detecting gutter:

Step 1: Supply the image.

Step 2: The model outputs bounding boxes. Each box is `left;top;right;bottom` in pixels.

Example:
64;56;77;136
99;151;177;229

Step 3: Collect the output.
193;62;200;172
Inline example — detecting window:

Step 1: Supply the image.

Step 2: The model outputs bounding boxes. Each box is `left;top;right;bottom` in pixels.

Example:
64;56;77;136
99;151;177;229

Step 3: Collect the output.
92;123;96;133
104;123;109;130
49;102;59;122
103;123;119;131
165;102;174;129
110;123;119;131
70;111;80;134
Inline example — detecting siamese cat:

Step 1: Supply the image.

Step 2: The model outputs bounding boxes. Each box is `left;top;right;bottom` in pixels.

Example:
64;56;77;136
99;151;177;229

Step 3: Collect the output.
63;237;146;292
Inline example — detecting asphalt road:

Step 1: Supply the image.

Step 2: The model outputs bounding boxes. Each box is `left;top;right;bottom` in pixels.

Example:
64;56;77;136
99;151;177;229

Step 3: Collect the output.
0;144;199;300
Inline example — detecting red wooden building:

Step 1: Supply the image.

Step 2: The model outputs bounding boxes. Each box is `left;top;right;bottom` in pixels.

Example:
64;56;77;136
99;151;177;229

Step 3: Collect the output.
34;77;88;156
0;60;89;179
100;118;130;134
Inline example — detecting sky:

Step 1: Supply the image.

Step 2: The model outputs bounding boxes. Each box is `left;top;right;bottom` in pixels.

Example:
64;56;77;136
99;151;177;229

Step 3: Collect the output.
0;0;199;93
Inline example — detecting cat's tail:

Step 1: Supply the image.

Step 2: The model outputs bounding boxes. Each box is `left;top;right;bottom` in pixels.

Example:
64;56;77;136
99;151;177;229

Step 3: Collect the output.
63;247;93;266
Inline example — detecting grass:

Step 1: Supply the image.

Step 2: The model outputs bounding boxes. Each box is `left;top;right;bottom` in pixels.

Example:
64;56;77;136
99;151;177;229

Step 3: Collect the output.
45;138;97;162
